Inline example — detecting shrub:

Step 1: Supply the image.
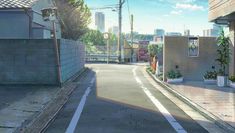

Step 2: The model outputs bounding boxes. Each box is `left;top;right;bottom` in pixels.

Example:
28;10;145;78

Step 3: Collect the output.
229;76;235;82
204;71;217;79
167;70;182;79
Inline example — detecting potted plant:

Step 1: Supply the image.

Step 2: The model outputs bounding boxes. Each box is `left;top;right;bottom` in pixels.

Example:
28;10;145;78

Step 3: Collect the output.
215;30;231;87
203;70;217;84
229;76;235;88
167;70;183;83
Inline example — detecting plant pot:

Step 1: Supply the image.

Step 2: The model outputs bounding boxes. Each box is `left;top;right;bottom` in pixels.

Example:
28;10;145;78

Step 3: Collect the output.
167;77;183;83
203;78;216;84
217;76;228;87
229;80;235;88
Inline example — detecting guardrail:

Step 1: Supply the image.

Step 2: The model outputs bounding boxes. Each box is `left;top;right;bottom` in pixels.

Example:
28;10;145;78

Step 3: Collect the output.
85;54;118;62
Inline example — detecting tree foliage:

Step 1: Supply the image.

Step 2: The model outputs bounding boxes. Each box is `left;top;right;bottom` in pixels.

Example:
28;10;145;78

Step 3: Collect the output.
81;30;106;46
216;30;231;75
55;0;91;40
148;44;159;57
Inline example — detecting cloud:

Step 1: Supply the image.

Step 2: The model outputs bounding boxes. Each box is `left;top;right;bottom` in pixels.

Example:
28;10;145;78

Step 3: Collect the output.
170;10;182;15
174;3;205;11
163;14;170;17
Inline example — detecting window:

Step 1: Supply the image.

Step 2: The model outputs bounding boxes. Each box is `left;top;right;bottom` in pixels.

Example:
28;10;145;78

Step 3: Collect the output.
188;37;199;57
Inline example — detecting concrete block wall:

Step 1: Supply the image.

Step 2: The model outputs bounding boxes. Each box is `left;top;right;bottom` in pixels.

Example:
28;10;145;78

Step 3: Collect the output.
163;36;219;81
0;39;58;84
59;39;85;82
0;39;85;85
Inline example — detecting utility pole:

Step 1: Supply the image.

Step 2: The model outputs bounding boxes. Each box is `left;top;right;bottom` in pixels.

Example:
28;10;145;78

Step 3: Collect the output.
131;14;134;62
118;0;125;63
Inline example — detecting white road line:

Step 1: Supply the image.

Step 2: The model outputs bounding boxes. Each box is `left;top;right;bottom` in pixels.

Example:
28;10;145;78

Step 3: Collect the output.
132;67;187;133
66;77;96;133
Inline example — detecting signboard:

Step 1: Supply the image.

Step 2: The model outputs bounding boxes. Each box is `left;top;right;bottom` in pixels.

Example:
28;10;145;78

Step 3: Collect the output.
138;41;149;61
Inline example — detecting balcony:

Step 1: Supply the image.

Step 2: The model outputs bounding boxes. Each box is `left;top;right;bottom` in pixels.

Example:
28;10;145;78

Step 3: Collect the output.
209;0;235;25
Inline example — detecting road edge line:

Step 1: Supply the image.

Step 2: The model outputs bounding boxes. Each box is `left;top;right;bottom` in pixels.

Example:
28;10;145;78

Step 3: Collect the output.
16;68;89;133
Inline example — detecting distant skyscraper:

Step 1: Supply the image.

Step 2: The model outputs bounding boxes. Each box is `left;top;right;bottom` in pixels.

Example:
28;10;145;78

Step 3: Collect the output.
95;12;105;33
108;26;119;35
154;29;165;37
203;24;223;37
184;29;190;36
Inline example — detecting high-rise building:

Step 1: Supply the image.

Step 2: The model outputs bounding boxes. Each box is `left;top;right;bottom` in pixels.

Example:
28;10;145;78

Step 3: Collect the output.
184;29;190;36
108;26;119;35
203;24;223;37
95;12;105;33
154;29;165;37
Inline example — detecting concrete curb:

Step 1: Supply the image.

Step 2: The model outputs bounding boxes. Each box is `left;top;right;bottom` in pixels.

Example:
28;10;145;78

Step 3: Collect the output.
15;68;89;133
146;69;235;133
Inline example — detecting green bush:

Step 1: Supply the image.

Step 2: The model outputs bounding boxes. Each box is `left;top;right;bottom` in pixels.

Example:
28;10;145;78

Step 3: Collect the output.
167;70;182;79
229;76;235;82
204;71;217;79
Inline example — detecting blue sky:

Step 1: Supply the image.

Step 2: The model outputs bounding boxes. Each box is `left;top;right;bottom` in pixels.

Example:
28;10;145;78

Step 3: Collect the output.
84;0;213;36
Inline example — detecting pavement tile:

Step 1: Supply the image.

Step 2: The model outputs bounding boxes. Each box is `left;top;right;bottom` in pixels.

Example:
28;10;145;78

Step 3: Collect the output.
169;81;235;129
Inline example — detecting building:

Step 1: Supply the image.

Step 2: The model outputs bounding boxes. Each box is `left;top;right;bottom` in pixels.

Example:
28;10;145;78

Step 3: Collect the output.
166;32;182;36
153;36;164;43
203;29;214;37
209;0;235;76
203;24;222;37
154;29;165;36
95;12;105;33
0;0;61;39
184;29;190;36
108;26;118;35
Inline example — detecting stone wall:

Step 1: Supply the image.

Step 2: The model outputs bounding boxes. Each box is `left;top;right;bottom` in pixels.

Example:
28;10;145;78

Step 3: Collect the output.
163;36;219;81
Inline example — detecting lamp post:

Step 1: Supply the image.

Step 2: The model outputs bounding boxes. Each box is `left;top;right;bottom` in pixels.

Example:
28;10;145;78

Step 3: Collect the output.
103;32;110;64
41;7;62;86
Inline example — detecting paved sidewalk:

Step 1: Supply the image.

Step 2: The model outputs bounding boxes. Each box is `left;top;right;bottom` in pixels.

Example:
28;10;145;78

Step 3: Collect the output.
169;82;235;130
0;85;60;133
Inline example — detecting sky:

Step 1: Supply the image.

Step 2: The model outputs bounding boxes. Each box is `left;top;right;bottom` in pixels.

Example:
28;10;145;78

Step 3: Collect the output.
84;0;213;36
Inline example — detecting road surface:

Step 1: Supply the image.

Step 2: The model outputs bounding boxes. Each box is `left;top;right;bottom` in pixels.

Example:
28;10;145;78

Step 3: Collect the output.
45;64;209;133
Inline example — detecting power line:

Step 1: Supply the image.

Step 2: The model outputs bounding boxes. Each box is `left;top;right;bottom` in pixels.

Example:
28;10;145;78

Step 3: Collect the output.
90;4;119;10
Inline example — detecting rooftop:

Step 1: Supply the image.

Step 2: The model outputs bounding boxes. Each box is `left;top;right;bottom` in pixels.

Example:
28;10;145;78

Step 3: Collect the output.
0;0;39;8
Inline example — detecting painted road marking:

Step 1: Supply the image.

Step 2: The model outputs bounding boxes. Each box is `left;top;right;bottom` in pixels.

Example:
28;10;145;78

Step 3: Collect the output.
132;67;187;133
66;76;96;133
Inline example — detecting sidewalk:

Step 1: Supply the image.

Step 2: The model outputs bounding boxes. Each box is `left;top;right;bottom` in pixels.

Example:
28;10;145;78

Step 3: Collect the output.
169;82;235;129
0;68;87;133
0;85;60;133
146;70;235;132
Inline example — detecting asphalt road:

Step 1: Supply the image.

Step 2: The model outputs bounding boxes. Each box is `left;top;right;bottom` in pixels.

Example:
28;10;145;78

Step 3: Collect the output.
45;64;209;133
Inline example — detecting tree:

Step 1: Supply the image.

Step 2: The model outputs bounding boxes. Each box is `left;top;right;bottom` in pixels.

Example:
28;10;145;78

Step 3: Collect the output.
55;0;91;40
81;30;106;46
216;30;231;76
148;44;159;58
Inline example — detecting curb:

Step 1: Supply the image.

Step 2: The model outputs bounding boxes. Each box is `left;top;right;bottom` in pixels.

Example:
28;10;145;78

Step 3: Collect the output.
146;69;235;133
15;68;89;133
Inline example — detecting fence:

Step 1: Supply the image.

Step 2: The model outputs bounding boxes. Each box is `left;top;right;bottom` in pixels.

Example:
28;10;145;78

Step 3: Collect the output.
60;39;85;82
85;45;118;62
0;39;85;85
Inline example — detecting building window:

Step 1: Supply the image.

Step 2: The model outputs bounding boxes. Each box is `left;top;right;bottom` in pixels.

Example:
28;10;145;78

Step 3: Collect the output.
188;37;199;57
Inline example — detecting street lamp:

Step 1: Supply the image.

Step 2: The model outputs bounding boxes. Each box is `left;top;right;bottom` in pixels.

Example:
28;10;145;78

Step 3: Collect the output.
41;7;62;86
103;32;110;64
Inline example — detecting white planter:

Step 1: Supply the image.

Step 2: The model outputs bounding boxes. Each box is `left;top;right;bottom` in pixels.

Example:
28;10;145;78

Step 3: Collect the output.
217;76;228;87
229;80;235;88
167;77;183;83
203;78;216;84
